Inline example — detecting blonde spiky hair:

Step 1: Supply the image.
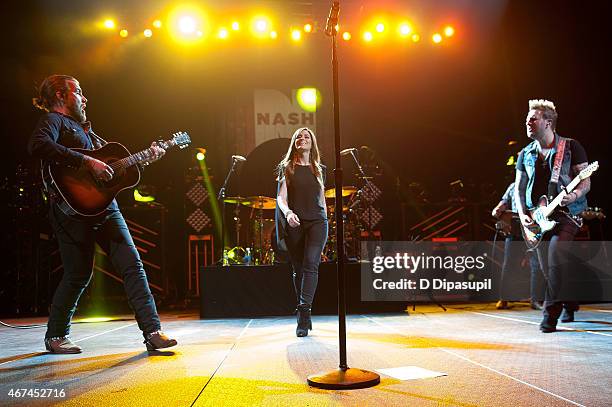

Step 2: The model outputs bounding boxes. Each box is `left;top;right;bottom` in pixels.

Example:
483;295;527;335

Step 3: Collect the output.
528;99;558;129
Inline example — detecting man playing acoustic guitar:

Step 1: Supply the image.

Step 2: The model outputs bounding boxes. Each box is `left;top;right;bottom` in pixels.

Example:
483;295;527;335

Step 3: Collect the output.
514;99;591;333
29;74;177;353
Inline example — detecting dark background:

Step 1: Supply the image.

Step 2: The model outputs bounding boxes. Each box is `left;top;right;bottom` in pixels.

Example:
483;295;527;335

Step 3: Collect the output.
2;0;610;314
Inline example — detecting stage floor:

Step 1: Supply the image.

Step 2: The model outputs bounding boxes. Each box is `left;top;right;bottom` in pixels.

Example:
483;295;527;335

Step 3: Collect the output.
1;303;611;406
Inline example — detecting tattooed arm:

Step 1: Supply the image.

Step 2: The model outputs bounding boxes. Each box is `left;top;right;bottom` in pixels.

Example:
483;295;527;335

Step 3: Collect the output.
561;162;591;206
514;169;533;226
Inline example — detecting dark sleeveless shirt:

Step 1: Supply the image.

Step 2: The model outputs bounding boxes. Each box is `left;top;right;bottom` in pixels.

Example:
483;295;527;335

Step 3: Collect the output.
287;165;326;221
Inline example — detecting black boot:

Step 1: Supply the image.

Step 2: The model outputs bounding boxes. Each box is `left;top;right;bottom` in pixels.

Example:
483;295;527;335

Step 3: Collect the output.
296;305;312;337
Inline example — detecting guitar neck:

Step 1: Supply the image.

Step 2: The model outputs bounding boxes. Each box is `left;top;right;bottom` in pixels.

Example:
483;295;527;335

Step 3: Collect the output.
114;139;176;170
542;174;581;217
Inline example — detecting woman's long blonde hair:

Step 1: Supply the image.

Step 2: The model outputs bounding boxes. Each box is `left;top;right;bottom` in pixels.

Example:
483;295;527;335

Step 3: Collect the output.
276;127;324;189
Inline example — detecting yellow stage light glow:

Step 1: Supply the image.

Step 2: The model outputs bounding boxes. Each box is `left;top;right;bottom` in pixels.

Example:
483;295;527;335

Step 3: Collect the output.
144;28;153;38
398;23;412;37
411;33;420;42
291;29;302;41
167;5;208;44
270;30;278;39
231;21;240;31
363;31;373;42
444;26;455;37
375;23;385;33
103;19;115;29
254;18;268;33
218;27;229;39
304;23;313;33
179;16;197;34
119;29;128;38
296;88;319;112
342;31;351;41
78;317;115;323
134;188;155;202
432;33;443;43
153;20;162;28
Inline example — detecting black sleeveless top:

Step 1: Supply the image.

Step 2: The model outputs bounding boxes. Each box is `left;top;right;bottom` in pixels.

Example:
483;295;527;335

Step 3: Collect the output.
287;164;326;221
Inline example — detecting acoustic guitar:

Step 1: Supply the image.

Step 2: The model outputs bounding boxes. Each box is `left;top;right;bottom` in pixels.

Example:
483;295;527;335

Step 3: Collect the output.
47;132;191;216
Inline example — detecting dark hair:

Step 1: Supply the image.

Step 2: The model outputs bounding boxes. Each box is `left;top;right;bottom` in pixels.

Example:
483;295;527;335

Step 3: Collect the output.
32;74;75;112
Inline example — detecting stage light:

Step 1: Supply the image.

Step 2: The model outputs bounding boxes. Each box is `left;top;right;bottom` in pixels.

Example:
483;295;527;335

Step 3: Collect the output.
254;18;269;33
231;21;240;31
144;29;153;38
296;87;319;112
218;27;229;39
411;33;420;42
398;22;412;37
342;31;351;41
375;23;385;33
444;25;455;37
134;188;155;202
168;5;208;43
179;16;197;34
153;20;162;28
270;30;278;39
119;29;128;38
103;19;115;29
196;151;205;161
304;23;313;33
363;31;373;42
506;155;516;166
432;33;443;43
291;29;302;41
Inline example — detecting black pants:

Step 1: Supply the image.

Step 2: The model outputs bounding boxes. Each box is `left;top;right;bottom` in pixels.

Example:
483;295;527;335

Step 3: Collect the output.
499;233;545;301
537;214;580;323
285;219;328;308
46;204;161;338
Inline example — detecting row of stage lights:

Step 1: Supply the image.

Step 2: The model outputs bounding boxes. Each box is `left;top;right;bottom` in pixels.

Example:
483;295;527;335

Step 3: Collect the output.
100;13;456;45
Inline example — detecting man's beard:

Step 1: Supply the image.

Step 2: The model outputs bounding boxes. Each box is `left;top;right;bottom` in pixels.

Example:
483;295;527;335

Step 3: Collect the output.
69;104;86;123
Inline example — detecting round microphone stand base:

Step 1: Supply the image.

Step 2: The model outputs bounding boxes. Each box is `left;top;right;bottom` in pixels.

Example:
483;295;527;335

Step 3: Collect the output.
307;367;380;390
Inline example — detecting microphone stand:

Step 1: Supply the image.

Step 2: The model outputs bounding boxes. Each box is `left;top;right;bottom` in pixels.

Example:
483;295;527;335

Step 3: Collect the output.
217;157;240;266
307;0;379;390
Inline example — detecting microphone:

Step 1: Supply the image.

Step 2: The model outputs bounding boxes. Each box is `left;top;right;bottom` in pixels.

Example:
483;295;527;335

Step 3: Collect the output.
340;148;357;156
324;1;340;36
232;155;246;162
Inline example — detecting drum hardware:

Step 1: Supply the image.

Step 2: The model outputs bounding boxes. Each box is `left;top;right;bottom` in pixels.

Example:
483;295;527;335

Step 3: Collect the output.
242;196;276;265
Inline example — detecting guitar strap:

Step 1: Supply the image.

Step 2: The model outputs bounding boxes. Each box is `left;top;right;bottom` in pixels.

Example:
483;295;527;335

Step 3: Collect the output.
550;137;566;184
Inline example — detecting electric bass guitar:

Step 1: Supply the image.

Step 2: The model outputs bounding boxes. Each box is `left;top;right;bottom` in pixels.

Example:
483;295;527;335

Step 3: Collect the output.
47;132;191;216
521;161;598;249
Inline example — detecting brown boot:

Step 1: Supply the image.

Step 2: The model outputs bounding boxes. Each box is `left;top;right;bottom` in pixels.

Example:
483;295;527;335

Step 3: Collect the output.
496;300;509;310
144;331;177;351
45;336;82;354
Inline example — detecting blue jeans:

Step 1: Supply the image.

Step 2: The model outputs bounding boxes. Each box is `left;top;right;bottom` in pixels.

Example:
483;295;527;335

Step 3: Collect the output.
46;204;161;338
285;219;328;308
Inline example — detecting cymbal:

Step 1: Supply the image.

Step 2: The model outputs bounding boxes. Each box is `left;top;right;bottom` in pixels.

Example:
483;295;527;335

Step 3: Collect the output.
328;204;349;212
223;196;249;204
324;186;357;198
243;195;276;209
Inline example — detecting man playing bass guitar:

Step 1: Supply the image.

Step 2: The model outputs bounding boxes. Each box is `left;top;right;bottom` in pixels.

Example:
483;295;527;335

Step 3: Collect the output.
514;99;591;333
28;74;177;353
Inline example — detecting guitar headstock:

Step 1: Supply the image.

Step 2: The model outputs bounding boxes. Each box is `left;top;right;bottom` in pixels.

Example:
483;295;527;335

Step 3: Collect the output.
170;131;191;149
579;161;598;180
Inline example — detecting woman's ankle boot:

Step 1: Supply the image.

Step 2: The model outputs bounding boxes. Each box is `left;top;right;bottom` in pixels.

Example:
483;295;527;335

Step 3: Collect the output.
296;305;311;337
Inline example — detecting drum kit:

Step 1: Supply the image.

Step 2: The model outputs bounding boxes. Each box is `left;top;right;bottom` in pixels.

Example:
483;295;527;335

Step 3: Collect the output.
222;184;366;265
